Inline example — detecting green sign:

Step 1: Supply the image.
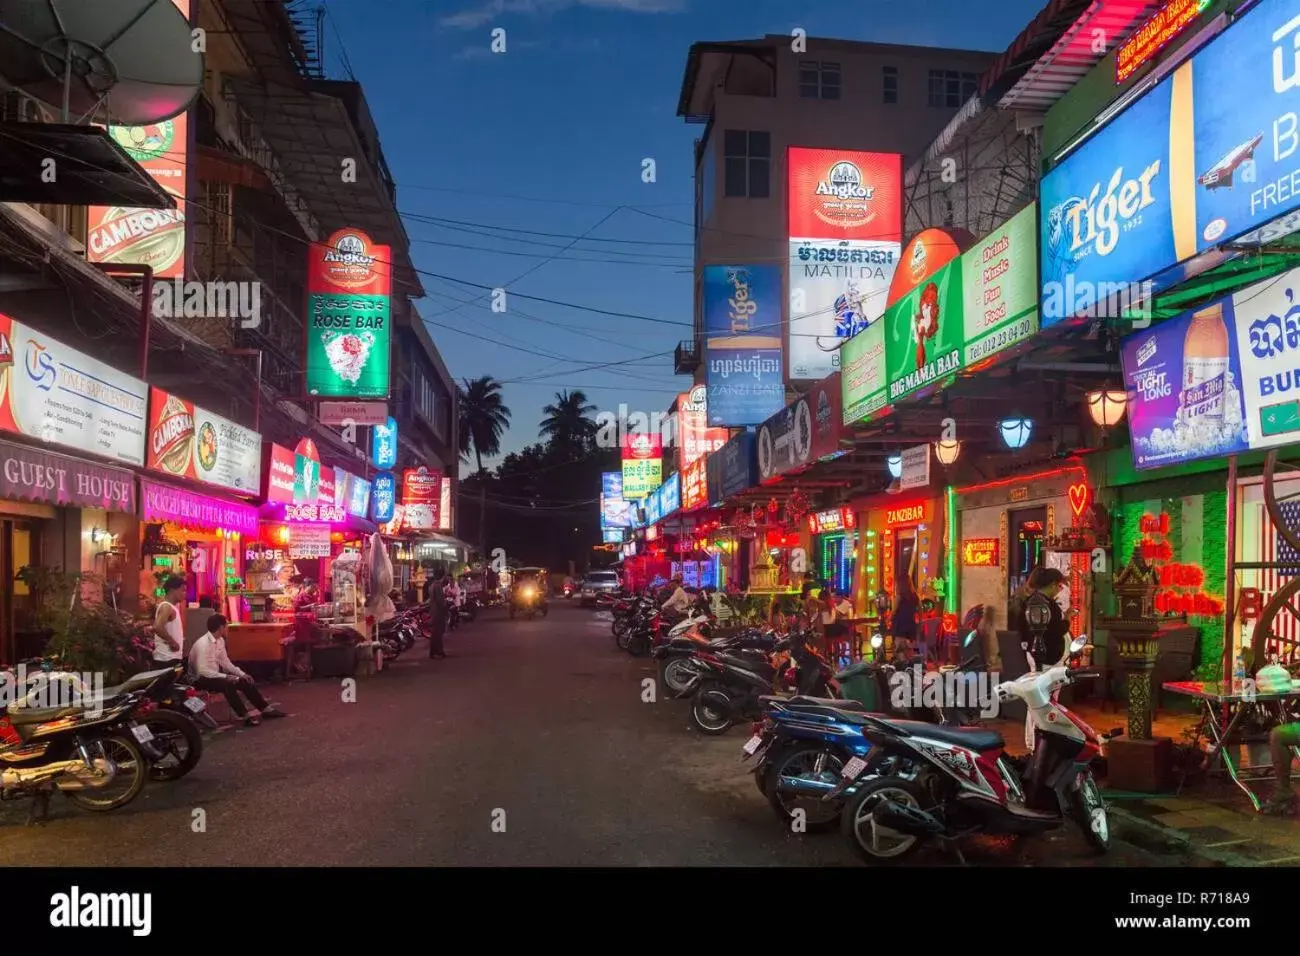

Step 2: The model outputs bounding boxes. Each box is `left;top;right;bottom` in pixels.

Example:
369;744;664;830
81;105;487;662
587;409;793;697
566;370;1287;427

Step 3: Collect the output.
305;293;391;398
841;320;887;424
883;257;963;404
962;202;1038;367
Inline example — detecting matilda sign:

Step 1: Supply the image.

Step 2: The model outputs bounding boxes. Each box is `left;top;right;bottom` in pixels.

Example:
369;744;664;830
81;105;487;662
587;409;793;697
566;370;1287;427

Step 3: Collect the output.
306;228;392;399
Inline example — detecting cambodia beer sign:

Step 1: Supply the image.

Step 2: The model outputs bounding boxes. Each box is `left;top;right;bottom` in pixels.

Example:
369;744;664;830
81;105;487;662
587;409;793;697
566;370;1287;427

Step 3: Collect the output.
86;0;191;279
305;229;392;399
147;388;261;494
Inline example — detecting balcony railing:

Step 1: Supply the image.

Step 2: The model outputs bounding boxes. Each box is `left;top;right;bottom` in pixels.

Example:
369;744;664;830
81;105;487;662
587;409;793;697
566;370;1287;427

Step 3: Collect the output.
674;338;700;376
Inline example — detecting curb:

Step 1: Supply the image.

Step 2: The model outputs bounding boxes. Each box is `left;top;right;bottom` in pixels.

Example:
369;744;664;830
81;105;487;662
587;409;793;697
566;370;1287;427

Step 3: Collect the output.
1107;804;1252;867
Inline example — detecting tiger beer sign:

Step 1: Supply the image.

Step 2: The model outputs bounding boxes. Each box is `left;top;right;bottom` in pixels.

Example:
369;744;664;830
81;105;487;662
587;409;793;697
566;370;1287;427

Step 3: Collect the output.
86;0;191;280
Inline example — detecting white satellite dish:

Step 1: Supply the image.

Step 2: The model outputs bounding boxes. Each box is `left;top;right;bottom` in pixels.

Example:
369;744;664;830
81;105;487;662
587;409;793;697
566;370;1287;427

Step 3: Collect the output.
0;0;203;126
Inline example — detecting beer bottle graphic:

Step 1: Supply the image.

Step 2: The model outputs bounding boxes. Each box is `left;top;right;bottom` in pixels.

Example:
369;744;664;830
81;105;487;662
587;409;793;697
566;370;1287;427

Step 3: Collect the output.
1180;302;1229;428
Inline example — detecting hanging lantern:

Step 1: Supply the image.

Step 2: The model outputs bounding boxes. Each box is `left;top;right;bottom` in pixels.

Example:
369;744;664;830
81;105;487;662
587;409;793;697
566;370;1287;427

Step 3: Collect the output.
1085;389;1128;428
886;454;902;479
933;439;961;466
998;418;1032;450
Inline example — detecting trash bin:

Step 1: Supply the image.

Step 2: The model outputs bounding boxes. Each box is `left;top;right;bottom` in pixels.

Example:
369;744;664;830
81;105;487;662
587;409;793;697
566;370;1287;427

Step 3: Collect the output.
836;661;883;711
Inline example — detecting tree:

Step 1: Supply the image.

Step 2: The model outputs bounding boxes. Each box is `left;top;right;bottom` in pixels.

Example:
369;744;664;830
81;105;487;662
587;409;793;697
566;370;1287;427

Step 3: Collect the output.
457;376;511;556
539;389;597;460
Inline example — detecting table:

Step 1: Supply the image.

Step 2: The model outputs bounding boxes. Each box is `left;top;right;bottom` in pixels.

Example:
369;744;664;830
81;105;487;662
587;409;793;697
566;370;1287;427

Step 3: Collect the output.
1163;680;1300;811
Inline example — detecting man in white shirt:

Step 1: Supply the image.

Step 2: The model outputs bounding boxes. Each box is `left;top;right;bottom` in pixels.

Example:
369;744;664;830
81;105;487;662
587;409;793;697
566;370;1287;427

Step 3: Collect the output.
661;577;693;620
189;614;285;727
152;575;186;666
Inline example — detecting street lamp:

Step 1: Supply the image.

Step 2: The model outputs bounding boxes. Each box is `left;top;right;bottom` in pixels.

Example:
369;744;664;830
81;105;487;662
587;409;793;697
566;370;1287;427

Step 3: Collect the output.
999;417;1033;450
1085;389;1128;428
1025;590;1052;664
886;454;902;479
934;439;961;466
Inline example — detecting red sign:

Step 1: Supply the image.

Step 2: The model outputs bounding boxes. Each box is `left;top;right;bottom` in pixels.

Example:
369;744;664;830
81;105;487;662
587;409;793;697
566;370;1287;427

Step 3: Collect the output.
1139;512;1224;616
677;387;727;471
808;507;855;534
307;228;392;297
787;148;902;242
886;502;928;526
681;456;708;511
808;373;845;461
401;467;442;530
886;228;968;309
622;431;662;460
1116;0;1209;84
961;537;1000;567
1068;481;1092;522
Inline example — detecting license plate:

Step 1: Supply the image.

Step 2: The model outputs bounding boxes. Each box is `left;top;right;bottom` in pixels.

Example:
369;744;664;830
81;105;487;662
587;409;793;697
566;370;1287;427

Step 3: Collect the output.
130;724;154;744
742;734;764;755
183;698;206;713
841;756;868;780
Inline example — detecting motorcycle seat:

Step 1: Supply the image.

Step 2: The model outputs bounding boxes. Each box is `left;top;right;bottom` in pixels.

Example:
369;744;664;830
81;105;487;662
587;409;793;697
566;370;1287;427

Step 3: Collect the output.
786;695;866;711
875;718;1004;751
7;705;84;725
717;654;771;672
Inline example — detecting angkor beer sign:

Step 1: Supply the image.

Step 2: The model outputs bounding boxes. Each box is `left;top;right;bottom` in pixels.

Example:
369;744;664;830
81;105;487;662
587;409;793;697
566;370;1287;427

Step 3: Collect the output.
306;229;392;399
86;0;190;279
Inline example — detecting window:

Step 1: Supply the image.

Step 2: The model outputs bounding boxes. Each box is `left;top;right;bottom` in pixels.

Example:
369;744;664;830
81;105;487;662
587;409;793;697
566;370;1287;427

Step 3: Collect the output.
723;130;770;199
882;66;898;105
799;60;841;100
414;366;451;442
927;69;978;108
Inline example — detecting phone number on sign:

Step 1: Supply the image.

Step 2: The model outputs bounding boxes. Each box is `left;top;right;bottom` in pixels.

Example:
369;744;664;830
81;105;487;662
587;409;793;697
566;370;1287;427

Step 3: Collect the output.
968;317;1034;364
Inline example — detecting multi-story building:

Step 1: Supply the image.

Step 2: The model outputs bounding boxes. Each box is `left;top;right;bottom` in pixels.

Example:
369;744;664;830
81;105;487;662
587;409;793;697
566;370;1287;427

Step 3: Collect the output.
675;36;998;385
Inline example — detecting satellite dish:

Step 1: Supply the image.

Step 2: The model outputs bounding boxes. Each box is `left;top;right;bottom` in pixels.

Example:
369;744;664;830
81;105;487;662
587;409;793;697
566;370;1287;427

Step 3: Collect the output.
0;0;203;126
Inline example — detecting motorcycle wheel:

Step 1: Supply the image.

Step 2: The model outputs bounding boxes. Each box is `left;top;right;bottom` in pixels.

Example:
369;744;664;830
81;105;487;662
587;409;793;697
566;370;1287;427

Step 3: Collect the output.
1071;771;1111;854
690;684;733;735
627;633;650;657
659;657;695;694
616;627;634;651
65;733;147;812
841;777;928;864
143;709;204;782
763;743;848;832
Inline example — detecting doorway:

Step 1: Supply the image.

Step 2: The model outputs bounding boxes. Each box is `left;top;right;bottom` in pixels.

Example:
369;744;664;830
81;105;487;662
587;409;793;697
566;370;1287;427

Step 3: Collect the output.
1008;507;1046;601
2;517;43;663
893;528;917;597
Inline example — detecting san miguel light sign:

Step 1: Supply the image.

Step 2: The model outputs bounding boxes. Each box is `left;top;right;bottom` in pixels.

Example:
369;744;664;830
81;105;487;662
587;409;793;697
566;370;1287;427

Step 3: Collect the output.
1115;0;1211;84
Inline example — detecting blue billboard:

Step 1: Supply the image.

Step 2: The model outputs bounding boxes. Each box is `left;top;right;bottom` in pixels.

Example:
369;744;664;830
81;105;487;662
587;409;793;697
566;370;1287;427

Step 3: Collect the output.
372;417;397;469
703;264;785;427
601;471;622;499
714;430;757;503
1040;0;1300;325
371;471;396;523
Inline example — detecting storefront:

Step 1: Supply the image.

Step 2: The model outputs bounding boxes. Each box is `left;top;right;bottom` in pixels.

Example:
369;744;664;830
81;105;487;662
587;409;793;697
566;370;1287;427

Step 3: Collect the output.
953;463;1090;631
850;492;946;617
706;430;757;589
808;505;857;594
0;439;138;661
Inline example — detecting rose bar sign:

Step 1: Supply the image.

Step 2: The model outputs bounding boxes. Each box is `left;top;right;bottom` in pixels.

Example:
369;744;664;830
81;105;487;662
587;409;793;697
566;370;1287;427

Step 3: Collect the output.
305;228;392;399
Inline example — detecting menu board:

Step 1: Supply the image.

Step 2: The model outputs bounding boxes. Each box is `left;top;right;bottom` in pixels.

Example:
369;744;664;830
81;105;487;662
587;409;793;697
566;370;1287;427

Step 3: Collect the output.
962;203;1039;367
840;320;888;424
147;388;261;494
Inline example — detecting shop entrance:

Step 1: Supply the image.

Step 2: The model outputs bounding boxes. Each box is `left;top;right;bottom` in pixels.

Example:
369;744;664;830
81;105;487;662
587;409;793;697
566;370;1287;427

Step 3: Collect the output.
1008;507;1046;600
893;529;916;596
1;517;42;663
821;533;857;595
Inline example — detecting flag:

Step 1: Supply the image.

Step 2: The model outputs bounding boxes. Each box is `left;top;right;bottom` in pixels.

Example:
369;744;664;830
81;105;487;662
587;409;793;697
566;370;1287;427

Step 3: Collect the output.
1259;500;1300;653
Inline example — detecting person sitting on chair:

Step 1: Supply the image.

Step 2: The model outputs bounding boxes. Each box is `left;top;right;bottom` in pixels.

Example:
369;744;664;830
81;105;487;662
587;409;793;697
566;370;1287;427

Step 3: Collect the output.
189;614;286;727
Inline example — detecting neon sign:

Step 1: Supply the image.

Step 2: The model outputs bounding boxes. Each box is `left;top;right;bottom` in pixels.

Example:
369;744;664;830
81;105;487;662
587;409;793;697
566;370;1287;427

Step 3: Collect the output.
961;537;1000;567
285;503;345;522
1068;481;1091;522
808;507;856;534
886;502;928;525
1115;0;1210;84
1139;511;1224;616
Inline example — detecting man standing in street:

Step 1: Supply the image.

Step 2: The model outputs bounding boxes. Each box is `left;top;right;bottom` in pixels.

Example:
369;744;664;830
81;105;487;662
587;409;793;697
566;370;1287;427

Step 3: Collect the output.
151;575;187;668
427;565;449;659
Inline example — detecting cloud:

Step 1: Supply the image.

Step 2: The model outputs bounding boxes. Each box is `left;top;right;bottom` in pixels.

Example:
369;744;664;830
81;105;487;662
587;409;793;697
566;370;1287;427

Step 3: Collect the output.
441;0;684;31
454;39;542;59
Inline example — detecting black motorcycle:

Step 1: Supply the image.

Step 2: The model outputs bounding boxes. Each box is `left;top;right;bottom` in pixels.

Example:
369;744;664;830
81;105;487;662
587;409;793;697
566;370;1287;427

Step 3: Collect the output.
653;627;776;695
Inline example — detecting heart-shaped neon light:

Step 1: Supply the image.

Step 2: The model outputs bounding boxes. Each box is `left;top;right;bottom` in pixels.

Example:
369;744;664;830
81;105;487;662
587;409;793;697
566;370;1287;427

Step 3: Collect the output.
1068;482;1090;519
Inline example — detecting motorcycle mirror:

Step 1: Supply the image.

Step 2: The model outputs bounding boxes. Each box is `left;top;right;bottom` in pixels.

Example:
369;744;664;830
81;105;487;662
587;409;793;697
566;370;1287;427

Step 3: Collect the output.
1069;635;1088;654
870;633;883;649
963;630;976;647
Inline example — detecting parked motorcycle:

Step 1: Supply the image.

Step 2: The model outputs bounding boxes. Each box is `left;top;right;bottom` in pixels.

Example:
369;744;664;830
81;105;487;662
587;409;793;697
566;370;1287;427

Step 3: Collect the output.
836;635;1119;864
686;630;839;735
653;622;773;694
0;690;150;820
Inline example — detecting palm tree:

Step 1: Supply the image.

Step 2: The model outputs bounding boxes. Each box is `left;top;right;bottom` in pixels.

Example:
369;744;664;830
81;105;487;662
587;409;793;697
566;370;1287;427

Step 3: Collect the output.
457;376;511;556
539;389;597;459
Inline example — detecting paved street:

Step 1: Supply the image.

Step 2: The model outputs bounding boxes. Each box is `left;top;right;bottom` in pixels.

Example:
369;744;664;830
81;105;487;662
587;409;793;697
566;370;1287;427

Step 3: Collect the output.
1;605;1203;866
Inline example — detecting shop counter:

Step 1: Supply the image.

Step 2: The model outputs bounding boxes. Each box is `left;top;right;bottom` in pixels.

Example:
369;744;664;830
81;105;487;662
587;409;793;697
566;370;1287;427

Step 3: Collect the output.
225;622;294;664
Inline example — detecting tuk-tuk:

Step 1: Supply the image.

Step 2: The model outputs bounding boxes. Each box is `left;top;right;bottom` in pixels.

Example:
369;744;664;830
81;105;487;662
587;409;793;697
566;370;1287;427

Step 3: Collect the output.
508;567;549;620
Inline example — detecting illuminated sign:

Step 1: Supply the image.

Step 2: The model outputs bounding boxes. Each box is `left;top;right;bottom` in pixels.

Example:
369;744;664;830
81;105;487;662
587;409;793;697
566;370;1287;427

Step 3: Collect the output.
1138;512;1225;615
885;502;928;526
1068;482;1092;522
285;503;345;522
808;507;856;534
372;471;395;523
372;417;397;469
961;537;1000;567
1116;0;1211;84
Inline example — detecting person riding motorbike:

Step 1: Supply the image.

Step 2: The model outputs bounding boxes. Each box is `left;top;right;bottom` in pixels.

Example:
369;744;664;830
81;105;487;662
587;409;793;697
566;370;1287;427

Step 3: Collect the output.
444;576;462;631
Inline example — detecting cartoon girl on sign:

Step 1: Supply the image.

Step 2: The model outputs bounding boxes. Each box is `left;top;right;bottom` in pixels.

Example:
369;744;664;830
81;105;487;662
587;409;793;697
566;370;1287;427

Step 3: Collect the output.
911;281;940;370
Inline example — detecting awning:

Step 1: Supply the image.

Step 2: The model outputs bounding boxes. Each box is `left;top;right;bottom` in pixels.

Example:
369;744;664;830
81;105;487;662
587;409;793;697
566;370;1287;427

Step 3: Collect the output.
0;438;135;513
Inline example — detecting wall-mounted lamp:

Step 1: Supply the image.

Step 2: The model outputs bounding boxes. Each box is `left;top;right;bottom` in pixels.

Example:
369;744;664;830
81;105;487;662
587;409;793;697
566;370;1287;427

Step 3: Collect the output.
934;439;961;466
1085;389;1128;428
998;418;1033;450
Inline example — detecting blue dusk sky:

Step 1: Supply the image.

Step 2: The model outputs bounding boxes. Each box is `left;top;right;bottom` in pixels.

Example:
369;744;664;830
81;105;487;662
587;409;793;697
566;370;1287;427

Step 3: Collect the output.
321;0;1046;468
